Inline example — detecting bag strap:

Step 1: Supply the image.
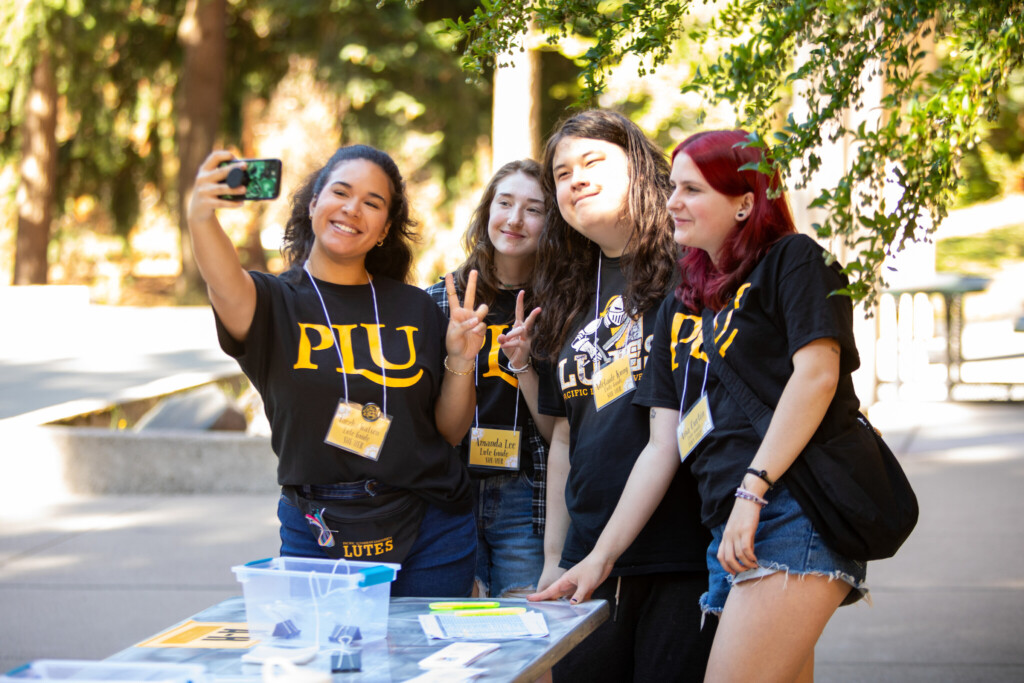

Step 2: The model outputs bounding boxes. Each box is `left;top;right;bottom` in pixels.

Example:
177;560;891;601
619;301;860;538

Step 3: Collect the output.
701;308;774;438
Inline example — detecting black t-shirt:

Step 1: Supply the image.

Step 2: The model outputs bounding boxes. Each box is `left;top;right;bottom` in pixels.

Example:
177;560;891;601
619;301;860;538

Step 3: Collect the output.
537;256;709;575
215;270;471;513
424;282;542;480
635;234;862;527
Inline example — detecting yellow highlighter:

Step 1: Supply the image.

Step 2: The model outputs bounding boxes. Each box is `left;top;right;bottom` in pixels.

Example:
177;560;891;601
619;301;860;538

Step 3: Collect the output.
428;601;501;611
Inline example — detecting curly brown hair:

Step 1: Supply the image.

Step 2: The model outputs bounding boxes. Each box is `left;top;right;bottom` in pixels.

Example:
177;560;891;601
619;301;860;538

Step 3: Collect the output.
532;109;677;360
280;145;418;284
452;159;545;315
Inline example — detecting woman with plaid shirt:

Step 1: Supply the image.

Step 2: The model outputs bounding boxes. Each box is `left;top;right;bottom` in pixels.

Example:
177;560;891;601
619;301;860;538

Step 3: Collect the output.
426;159;552;598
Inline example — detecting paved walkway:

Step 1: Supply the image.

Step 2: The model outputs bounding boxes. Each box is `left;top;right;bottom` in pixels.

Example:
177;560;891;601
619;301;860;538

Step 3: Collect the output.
2;304;1023;680
0;302;238;423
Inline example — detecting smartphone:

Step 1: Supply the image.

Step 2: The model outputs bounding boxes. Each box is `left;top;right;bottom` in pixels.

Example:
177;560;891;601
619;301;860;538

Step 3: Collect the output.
218;158;282;201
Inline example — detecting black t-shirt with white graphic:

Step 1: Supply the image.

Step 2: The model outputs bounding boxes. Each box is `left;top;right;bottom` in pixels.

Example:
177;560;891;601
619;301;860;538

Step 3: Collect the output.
635;234;862;527
215;270;471;513
537;256;708;575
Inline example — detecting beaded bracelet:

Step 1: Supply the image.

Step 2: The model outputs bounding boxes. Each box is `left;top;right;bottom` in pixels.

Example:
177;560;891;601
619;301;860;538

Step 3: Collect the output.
507;356;532;374
744;467;775;488
443;356;474;376
734;486;769;507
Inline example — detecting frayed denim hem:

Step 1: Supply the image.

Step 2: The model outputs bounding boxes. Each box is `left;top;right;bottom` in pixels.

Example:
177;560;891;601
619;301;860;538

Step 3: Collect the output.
735;560;871;607
698;560;871;625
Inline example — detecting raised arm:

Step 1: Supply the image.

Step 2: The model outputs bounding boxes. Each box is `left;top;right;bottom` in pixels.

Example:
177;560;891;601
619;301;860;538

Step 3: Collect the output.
186;151;257;341
435;271;489;446
530;406;680;603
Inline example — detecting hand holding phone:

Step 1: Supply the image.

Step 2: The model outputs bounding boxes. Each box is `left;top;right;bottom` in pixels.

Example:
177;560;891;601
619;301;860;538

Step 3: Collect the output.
218;158;282;201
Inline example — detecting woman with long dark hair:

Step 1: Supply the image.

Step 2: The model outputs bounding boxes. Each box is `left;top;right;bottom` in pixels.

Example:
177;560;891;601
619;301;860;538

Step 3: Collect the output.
187;145;488;597
536;129;869;682
525;110;714;682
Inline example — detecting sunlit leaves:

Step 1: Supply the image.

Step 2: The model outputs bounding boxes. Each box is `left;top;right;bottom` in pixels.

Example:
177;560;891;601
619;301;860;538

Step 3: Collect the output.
429;0;1024;307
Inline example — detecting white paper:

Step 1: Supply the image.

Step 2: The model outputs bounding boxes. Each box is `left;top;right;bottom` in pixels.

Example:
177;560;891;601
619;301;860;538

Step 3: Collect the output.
402;668;487;682
418;642;500;669
417;612;549;640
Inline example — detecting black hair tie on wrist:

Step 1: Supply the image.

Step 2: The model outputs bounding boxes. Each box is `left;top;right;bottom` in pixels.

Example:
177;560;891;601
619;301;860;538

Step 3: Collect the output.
745;467;775;488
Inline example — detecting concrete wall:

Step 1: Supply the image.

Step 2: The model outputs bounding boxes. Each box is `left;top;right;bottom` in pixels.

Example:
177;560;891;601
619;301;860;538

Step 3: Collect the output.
3;425;278;499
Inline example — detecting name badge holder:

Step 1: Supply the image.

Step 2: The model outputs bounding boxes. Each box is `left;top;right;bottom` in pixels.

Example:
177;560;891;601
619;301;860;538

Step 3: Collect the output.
676;354;714;463
590;253;638;411
305;263;393;461
468;361;522;471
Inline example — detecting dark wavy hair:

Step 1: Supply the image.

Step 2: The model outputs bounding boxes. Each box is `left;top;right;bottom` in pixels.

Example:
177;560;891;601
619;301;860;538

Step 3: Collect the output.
281;145;418;283
672;130;796;313
453;158;545;315
532;109;677;360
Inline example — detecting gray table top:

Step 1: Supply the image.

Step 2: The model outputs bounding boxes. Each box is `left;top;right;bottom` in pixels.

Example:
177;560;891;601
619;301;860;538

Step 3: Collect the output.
106;596;609;682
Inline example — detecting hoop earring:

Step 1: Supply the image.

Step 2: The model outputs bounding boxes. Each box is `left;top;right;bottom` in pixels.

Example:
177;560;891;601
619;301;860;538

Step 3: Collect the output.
376;238;385;247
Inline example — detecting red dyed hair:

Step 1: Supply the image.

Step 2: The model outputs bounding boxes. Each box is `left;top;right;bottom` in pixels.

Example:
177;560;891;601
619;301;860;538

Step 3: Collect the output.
672;130;796;312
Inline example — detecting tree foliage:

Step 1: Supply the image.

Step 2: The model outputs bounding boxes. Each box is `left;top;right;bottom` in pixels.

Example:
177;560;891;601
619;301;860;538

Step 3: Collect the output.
2;0;491;293
1;0;181;236
426;0;1024;306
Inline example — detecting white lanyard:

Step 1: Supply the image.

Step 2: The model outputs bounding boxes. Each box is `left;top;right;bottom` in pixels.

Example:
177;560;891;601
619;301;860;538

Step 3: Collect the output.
473;360;521;430
678;354;710;420
303;262;387;416
592;252;603;350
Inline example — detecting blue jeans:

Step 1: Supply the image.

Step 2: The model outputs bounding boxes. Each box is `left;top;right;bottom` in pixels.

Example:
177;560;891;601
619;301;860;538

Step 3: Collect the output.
700;481;869;615
278;493;476;598
472;471;544;597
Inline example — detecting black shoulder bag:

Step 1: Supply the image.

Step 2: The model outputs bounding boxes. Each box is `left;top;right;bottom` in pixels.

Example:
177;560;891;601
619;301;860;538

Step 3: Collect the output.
701;309;919;562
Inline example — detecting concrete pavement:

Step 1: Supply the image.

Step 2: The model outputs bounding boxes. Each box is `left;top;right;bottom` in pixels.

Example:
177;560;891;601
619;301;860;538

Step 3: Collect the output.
2;302;1024;680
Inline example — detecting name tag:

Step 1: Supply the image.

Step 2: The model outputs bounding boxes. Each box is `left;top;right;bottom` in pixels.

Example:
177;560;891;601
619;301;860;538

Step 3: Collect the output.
325;400;392;460
468;426;522;470
677;394;713;462
592;355;636;411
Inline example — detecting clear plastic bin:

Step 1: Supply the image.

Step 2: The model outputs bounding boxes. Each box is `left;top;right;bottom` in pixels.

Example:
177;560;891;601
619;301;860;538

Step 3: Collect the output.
231;557;399;646
1;660;205;683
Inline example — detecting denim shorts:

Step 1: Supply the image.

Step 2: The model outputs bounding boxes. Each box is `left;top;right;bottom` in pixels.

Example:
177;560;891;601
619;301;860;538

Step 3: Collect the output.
699;481;869;615
471;470;544;597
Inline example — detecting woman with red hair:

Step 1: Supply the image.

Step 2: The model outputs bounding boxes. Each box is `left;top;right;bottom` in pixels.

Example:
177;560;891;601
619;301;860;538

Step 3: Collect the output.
534;129;869;682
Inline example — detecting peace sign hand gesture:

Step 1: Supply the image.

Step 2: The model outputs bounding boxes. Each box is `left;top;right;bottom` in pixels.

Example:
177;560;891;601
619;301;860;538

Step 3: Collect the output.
444;270;489;371
497;290;541;371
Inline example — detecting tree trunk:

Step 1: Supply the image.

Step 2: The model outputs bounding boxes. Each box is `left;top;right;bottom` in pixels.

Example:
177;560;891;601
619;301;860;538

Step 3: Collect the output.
491;27;541;173
176;0;226;302
13;49;58;286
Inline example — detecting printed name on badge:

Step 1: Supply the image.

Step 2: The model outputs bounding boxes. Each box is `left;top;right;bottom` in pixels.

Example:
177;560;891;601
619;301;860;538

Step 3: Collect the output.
592;354;636;411
677;394;714;462
325;400;392;460
469;426;521;470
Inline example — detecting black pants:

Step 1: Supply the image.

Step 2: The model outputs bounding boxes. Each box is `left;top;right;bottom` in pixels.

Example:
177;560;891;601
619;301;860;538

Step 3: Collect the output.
553;571;715;683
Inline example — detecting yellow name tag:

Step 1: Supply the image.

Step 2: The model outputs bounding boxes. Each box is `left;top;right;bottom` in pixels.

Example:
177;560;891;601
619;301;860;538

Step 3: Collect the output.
468;426;522;470
592;355;636;411
677;394;714;462
325;400;392;460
